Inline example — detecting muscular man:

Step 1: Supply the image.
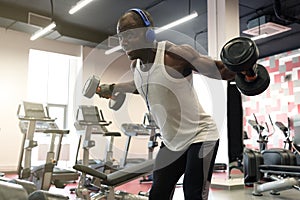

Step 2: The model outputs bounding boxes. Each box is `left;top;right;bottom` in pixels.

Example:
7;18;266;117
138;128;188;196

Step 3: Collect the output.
99;8;235;200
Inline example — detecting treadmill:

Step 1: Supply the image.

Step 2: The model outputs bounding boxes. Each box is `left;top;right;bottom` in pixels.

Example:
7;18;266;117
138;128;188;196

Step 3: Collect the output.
17;101;79;189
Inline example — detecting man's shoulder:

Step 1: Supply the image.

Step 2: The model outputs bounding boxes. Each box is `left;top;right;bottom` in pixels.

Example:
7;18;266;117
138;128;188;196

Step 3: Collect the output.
163;41;192;53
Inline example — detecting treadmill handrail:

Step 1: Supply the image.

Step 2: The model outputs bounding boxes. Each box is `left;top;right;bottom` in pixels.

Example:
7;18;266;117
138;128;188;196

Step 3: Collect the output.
77;120;111;126
18;116;56;122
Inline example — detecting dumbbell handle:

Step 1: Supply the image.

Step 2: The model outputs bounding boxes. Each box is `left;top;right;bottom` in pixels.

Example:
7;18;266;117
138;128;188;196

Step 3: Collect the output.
237;63;258;82
96;84;116;99
245;67;257;80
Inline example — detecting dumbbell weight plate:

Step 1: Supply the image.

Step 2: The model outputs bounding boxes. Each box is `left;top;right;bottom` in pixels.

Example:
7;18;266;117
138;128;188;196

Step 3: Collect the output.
109;92;126;111
82;75;100;98
220;36;259;72
235;64;270;96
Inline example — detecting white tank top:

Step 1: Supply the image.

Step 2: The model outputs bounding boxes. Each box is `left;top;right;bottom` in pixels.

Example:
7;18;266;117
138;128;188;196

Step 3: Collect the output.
134;41;219;151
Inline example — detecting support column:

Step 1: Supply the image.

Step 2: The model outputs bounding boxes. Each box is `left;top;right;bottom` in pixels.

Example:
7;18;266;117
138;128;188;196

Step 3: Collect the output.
207;0;239;59
207;0;244;190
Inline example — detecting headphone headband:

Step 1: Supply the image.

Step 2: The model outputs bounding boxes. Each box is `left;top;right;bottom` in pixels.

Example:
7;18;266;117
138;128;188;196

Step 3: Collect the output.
127;8;155;42
129;8;151;27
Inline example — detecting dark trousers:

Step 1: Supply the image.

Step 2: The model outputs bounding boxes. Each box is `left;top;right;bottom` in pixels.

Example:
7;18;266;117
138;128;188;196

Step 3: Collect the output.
149;140;219;200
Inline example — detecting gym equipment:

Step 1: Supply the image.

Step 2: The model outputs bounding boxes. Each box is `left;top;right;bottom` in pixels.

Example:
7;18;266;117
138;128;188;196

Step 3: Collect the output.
243;148;263;186
74;105;121;170
260;117;297;166
73;159;154;200
276;118;300;165
0;179;68;200
82;75;126;111
129;8;156;42
276;118;293;150
293;132;300;165
143;113;160;160
220;36;270;96
243;113;275;186
17;101;79;190
252;165;300;196
0;176;37;195
120;123;149;168
244;113;300;194
262;148;296;166
120;113;160;168
72;105;121;193
120;113;160;185
248;114;274;152
0;181;30;200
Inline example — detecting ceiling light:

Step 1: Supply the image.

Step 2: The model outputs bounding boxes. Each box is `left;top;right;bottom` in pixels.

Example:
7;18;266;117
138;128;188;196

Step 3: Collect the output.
105;11;198;55
69;0;94;15
155;11;198;34
30;21;56;41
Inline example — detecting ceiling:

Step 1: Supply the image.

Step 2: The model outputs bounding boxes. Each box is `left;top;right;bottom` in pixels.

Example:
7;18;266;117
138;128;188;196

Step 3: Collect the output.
0;0;299;58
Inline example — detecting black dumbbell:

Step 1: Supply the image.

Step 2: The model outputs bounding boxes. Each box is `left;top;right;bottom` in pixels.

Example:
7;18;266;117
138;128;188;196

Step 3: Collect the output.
220;36;270;96
82;75;126;111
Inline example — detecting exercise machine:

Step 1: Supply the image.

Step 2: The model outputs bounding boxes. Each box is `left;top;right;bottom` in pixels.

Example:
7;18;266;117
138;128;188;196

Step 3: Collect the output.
252;165;300;196
0;179;68;200
73;159;154;199
17;101;79;190
260;117;297;166
245;115;300;196
275;118;293;151
276;117;300;165
248;114;275;152
74;105;121;171
0;175;68;199
120;113;160;184
243;114;275;186
72;105;121;193
120;113;160;168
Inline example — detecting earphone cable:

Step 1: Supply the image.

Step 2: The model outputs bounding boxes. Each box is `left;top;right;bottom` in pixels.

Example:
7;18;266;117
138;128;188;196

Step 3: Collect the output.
137;60;151;113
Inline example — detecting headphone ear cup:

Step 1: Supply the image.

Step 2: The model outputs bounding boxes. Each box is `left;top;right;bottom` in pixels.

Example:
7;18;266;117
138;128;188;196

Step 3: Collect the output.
145;29;156;42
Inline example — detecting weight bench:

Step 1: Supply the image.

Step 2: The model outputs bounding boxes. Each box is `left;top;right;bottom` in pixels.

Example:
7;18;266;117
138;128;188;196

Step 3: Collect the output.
252;164;300;196
73;159;154;199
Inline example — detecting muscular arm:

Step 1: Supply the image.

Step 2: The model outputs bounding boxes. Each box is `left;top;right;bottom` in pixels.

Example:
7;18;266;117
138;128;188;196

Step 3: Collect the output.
110;60;139;95
113;80;139;94
166;42;236;80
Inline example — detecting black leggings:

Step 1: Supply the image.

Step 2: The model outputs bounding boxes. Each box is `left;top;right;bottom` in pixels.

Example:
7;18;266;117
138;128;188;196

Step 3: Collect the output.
149;140;219;200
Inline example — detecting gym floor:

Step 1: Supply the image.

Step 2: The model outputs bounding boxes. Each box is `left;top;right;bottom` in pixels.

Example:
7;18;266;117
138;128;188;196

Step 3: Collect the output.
11;170;296;200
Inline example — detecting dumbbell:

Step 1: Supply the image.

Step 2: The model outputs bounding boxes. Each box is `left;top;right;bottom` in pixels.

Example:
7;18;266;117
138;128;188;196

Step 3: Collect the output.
220;36;270;96
82;75;126;111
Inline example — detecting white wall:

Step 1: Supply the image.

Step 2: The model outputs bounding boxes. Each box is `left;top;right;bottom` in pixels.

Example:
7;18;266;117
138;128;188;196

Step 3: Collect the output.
0;28;81;171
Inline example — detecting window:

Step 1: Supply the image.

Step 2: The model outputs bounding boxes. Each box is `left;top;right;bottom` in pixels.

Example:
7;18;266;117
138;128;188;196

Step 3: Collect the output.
26;49;81;167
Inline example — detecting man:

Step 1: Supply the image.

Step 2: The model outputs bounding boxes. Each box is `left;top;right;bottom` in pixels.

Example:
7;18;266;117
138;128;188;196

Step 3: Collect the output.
98;8;235;200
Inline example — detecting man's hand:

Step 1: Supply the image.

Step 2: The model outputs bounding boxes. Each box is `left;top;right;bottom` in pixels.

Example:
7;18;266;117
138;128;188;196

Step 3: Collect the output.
96;84;115;99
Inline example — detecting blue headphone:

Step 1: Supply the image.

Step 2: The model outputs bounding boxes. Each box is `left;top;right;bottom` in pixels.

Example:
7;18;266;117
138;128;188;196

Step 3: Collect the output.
129;8;156;42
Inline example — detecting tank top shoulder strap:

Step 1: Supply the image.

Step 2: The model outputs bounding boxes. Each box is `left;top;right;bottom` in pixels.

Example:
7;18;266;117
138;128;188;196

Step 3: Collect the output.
135;58;141;71
153;41;166;65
